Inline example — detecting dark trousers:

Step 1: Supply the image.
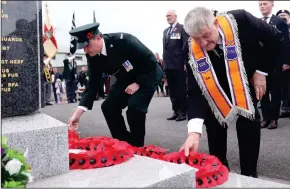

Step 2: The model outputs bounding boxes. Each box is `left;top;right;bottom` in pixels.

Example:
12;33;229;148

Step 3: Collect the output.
101;81;156;147
65;80;76;102
260;72;282;120
52;83;58;103
165;69;187;113
205;89;261;176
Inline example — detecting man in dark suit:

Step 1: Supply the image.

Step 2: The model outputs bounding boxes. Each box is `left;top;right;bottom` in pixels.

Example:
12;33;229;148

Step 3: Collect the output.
180;7;284;178
67;23;164;147
63;53;78;103
162;10;189;122
276;9;290;117
258;1;290;129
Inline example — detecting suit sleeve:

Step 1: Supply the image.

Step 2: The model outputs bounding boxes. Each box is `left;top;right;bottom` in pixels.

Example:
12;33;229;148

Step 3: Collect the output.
242;10;284;73
276;20;290;66
123;34;157;86
78;59;101;110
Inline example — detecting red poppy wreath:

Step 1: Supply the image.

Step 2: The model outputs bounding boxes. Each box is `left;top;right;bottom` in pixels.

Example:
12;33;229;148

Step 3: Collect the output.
68;131;229;188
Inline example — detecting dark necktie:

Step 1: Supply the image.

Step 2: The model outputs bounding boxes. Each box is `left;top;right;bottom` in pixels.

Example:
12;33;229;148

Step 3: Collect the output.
262;17;268;22
213;45;223;59
166;26;172;38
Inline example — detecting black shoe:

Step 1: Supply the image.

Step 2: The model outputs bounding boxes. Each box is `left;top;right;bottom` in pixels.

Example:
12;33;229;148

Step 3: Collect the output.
176;113;186;122
260;120;270;128
167;112;178;120
45;102;53;105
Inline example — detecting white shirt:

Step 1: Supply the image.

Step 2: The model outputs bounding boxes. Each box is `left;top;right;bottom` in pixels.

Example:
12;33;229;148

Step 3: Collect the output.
187;34;268;135
77;38;107;112
262;14;274;24
167;22;177;35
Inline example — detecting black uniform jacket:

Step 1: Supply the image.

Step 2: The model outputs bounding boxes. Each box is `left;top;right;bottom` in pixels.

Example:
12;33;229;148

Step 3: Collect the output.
79;33;164;110
184;9;284;121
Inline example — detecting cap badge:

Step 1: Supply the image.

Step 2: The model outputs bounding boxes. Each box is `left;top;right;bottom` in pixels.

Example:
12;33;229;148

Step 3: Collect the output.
87;32;93;39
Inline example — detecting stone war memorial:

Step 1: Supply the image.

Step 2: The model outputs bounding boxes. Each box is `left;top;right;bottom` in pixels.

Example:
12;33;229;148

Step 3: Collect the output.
1;0;69;183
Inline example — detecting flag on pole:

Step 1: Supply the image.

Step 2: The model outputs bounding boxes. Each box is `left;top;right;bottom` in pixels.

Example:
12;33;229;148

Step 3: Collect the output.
93;10;96;23
70;11;77;55
43;3;58;58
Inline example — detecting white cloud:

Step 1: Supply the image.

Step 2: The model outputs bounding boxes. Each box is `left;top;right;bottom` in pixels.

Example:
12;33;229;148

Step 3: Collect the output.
43;1;290;56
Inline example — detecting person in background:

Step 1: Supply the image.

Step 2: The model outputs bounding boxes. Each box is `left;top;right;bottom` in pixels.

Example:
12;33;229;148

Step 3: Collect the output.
52;67;63;104
55;78;64;104
63;53;78;103
78;66;88;87
276;9;290;117
259;1;290;129
43;54;53;106
154;53;165;97
162;9;188;121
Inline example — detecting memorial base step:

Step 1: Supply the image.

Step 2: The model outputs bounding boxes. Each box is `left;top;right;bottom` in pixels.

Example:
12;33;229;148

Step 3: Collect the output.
27;155;196;188
2;113;69;181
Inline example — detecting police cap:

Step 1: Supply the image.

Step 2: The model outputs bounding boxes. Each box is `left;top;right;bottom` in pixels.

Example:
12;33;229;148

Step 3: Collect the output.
276;9;290;16
69;22;101;49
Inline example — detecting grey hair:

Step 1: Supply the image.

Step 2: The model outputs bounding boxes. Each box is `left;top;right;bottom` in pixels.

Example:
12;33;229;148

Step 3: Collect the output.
167;9;177;16
184;7;215;37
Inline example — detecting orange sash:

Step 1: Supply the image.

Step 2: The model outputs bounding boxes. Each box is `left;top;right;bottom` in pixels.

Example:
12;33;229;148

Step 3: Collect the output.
188;14;255;125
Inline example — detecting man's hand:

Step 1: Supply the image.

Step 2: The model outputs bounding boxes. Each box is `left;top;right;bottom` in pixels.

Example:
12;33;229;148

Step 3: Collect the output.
125;82;140;95
68;108;84;131
179;132;201;156
282;64;290;71
251;72;266;101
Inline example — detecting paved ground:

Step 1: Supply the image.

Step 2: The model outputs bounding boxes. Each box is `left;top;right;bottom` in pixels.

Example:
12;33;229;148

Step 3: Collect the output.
43;96;290;184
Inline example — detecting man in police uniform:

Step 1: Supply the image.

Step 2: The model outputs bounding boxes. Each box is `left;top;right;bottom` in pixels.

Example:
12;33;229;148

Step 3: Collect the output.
67;23;164;147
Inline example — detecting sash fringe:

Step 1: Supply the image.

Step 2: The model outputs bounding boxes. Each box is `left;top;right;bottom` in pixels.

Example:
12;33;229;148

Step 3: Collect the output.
225;12;255;120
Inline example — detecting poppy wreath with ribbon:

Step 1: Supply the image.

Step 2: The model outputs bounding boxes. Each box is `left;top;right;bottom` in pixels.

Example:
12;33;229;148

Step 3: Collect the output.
68;131;229;188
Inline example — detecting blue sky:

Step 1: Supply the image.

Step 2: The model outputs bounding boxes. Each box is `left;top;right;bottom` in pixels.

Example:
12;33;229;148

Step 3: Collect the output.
43;1;290;55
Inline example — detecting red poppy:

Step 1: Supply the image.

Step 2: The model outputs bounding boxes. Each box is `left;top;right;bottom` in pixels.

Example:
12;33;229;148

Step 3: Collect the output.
196;176;209;188
87;32;93;39
107;151;123;165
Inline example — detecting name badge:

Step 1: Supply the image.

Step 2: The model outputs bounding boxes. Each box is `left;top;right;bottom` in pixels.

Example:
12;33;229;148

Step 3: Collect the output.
122;60;133;72
170;32;181;39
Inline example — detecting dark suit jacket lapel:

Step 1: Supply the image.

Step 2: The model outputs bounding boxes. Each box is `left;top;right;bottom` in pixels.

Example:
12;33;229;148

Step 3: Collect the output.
165;23;180;46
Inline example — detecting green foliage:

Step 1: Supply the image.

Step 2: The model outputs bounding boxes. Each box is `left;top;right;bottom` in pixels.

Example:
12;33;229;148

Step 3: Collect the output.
1;136;31;188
